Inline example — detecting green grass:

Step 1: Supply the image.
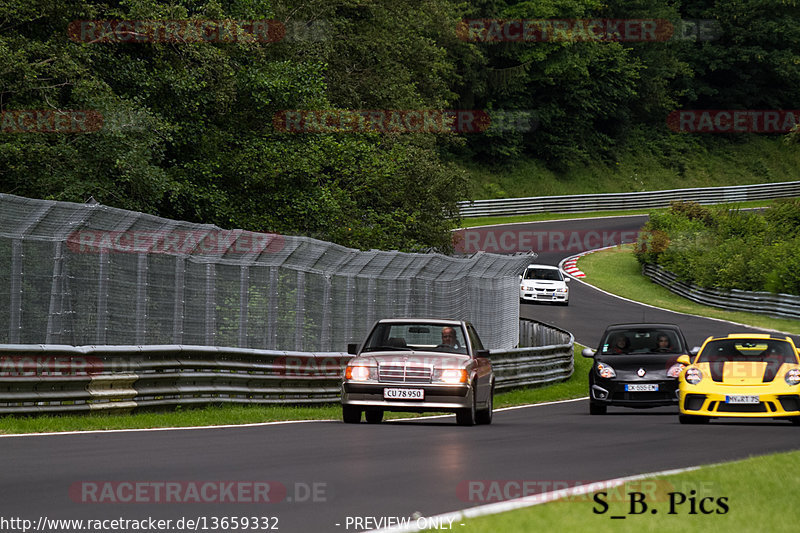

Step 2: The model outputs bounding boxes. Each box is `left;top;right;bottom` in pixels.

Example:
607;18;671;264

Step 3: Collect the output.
0;404;342;435
495;344;590;408
445;450;800;533
463;137;800;201
578;245;800;335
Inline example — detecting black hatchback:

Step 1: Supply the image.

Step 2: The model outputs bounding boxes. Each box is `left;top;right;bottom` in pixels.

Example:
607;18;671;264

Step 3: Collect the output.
582;324;691;415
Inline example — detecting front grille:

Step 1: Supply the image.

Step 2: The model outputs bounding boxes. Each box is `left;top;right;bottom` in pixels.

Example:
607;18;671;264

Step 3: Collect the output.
378;363;432;384
610;391;675;402
716;402;768;413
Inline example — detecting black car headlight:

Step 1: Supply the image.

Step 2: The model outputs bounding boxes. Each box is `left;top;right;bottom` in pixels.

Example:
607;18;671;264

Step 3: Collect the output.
667;363;685;378
596;362;616;379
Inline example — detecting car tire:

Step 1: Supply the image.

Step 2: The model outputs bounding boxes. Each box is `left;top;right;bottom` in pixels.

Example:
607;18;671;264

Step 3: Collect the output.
476;385;494;425
589;402;607;415
365;410;383;424
342;405;361;424
791;416;800;425
519;297;526;305
456;388;477;426
679;414;709;424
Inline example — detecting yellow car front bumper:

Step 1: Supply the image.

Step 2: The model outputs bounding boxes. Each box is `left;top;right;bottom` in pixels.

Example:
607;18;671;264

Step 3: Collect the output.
679;388;800;418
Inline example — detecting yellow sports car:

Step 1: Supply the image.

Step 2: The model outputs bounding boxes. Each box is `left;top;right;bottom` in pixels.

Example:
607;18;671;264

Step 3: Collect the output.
677;334;800;424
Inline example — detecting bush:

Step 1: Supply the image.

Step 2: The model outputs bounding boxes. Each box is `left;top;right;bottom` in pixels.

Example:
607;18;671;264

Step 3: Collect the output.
636;200;800;295
764;238;800;295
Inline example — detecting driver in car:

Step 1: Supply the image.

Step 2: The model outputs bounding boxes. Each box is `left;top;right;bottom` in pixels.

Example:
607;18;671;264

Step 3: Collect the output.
655;333;673;352
440;327;465;352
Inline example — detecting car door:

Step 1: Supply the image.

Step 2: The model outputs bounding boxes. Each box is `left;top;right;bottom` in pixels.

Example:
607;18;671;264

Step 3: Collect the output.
466;323;492;403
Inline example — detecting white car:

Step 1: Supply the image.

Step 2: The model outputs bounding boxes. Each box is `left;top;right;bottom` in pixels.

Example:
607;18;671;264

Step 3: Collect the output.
519;264;569;305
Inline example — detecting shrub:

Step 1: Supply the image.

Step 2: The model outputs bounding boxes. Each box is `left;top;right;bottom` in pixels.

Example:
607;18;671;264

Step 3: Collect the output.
639;199;800;295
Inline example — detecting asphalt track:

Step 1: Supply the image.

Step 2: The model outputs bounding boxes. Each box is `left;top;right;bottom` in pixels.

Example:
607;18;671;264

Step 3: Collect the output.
2;216;799;533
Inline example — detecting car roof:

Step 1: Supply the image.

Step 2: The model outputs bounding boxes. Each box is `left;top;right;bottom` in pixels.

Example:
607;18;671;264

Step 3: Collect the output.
603;323;683;331
525;264;559;269
704;333;795;342
374;318;465;326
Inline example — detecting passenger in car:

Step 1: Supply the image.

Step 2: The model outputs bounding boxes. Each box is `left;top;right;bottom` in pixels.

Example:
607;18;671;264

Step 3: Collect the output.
610;334;631;354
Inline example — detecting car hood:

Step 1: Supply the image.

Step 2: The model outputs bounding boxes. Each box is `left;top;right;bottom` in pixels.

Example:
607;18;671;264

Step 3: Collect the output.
697;361;797;384
522;280;565;287
351;351;470;368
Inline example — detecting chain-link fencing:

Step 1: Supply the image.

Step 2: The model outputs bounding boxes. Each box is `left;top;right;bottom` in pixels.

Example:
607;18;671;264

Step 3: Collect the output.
1;193;531;351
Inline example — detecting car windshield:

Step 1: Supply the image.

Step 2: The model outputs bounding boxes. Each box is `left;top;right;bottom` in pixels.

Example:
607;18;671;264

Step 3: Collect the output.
697;339;798;364
362;323;467;354
523;268;562;281
601;329;684;355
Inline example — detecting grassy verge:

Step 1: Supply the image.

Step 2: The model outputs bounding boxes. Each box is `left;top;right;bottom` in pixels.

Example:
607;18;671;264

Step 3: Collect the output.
445;450;800;533
463;137;800;201
0;345;591;435
578;245;800;335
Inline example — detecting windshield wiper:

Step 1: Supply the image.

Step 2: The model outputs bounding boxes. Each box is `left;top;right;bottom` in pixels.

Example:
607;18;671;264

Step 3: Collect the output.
362;346;409;352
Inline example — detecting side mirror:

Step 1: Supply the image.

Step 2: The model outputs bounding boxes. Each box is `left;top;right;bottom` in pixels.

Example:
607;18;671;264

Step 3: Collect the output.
564;277;570;283
518;274;522;281
476;349;490;359
347;343;359;355
677;354;691;365
690;347;701;356
581;347;596;358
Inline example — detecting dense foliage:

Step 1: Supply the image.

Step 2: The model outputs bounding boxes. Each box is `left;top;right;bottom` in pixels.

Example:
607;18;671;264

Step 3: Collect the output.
635;200;800;295
2;0;800;251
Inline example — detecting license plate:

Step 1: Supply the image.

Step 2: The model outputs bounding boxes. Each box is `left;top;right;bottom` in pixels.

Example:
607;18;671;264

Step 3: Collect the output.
625;384;658;392
726;395;759;404
383;388;424;400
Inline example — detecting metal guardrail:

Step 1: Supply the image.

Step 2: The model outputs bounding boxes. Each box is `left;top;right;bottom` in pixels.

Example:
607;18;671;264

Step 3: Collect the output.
642;263;800;320
493;318;574;390
0;320;573;415
458;181;800;218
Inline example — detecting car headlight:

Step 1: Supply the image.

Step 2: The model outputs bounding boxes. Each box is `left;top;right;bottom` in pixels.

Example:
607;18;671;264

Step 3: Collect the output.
556;287;568;293
684;367;702;385
786;368;800;386
667;363;685;378
436;368;468;384
345;365;374;381
596;362;616;379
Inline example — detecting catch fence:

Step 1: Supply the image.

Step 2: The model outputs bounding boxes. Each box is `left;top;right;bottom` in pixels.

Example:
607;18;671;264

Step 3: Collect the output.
1;193;530;352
